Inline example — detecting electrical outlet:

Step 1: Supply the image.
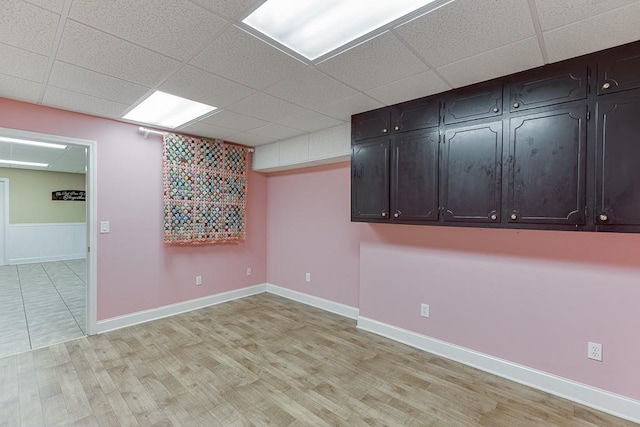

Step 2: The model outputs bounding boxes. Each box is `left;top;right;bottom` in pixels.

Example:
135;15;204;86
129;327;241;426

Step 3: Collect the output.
246;267;252;276
195;275;202;286
588;342;602;361
421;303;430;318
305;272;311;283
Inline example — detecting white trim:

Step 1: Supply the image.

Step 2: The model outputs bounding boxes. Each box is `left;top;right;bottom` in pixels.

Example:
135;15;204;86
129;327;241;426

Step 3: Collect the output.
265;283;359;319
86;137;97;336
357;316;640;424
96;284;267;334
10;254;85;264
9;222;86;227
0;178;8;266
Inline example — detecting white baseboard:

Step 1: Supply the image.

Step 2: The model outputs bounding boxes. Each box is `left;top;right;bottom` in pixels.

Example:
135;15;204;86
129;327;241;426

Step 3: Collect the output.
357;316;640;424
10;253;86;264
265;284;359;319
96;284;267;334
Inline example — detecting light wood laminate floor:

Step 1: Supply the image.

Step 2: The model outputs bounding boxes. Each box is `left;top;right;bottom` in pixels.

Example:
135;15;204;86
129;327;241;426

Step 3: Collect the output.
0;293;635;426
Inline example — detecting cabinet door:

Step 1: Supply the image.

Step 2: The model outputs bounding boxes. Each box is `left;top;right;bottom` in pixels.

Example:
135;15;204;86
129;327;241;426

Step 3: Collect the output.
508;106;586;225
351;138;390;221
598;47;640;95
352;109;391;141
443;84;503;124
510;63;587;112
441;121;502;222
391;97;439;133
595;91;640;225
391;129;439;222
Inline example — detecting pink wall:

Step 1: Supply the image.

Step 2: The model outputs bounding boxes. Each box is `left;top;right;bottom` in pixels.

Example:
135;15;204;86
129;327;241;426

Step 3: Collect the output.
0;98;267;319
266;162;360;308
265;162;639;401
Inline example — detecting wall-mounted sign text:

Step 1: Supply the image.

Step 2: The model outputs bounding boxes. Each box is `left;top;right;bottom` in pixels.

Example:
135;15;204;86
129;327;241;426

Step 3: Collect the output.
52;190;86;201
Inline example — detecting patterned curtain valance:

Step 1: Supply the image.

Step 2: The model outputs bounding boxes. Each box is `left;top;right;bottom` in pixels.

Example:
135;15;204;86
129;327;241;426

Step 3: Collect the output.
163;133;249;245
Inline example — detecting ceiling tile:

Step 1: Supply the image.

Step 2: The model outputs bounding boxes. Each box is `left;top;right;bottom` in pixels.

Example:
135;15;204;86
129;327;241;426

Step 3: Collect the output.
10;144;63;163
0;0;60;55
200;110;268;132
437;37;544;88
365;70;451;106
0;74;41;103
0;43;48;82
315;94;385;120
49;61;150;105
265;68;358;109
159;65;255;108
247;124;304;141
189;0;257;20
56;21;180;87
395;0;535;67
68;0;227;61
544;1;640;63
0;144;10;158
317;32;428;92
275;111;344;133
190;26;308;90
42;86;130;118
535;0;639;31
177;121;238;140
226;132;276;147
24;0;66;13
226;93;310;122
47;147;87;173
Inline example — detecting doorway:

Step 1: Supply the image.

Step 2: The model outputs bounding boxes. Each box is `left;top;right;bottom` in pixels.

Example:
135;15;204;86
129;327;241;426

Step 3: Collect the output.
0;127;97;358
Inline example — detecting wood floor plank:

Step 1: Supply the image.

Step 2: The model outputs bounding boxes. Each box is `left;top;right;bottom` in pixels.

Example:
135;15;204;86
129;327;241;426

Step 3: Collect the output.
0;293;636;426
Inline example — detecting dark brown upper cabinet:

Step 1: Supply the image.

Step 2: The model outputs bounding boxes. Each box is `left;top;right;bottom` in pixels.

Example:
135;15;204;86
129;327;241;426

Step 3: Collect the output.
351;39;640;233
595;90;640;226
441;121;502;223
509;62;588;113
443;83;503;124
391;97;440;133
391;129;439;222
597;46;640;96
507;105;587;225
351;137;389;221
352;109;390;141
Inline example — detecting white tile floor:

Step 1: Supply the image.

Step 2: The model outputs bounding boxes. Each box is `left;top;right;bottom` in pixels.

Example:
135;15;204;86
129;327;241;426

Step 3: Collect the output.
0;259;86;358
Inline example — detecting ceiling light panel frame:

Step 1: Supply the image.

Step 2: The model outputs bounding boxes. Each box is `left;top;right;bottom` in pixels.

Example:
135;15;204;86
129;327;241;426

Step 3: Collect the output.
238;0;455;64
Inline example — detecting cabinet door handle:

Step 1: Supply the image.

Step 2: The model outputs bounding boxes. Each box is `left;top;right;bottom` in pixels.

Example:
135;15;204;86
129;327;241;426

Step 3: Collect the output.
394;211;401;218
602;82;611;90
510;213;518;220
513;102;520;108
490;214;497;221
394;126;400;131
492;107;499;113
381;211;387;217
382;128;388;133
599;213;608;222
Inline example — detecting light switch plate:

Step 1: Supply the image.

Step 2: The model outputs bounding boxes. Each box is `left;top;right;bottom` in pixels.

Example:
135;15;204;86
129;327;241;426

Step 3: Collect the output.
100;221;110;233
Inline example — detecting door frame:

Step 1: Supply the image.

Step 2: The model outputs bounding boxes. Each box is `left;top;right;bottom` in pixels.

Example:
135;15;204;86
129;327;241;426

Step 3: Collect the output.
0;126;98;335
0;178;8;266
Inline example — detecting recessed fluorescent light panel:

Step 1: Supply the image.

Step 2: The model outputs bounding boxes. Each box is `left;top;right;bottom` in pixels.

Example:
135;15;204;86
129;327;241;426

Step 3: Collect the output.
0;136;66;150
243;0;440;60
0;159;48;167
123;91;217;129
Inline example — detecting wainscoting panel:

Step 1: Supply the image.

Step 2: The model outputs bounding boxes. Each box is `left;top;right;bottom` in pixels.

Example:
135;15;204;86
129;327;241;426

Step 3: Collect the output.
8;223;86;264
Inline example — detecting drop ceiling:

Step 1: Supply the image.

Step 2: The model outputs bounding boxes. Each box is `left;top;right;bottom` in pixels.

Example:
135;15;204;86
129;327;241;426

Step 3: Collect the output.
1;0;640;154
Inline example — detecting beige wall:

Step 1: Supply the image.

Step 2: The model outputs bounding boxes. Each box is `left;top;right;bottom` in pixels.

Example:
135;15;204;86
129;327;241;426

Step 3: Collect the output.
0;168;86;223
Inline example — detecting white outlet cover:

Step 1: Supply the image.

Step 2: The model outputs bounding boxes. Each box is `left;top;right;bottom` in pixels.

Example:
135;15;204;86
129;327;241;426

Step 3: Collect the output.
246;267;252;276
196;275;202;286
421;303;430;318
305;273;311;283
588;342;602;361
